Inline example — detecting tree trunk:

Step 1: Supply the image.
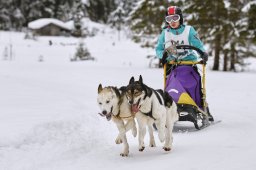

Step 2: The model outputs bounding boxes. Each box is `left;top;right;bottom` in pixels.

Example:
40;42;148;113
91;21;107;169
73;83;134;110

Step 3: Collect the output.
223;50;228;71
54;0;61;18
230;43;236;71
212;34;221;70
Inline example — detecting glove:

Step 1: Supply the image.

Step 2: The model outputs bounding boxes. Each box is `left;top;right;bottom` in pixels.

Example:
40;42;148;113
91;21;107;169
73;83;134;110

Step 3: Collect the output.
161;51;168;65
202;52;208;64
165;45;177;55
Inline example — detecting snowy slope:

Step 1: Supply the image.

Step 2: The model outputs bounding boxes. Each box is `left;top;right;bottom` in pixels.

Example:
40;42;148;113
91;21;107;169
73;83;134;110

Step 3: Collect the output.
0;27;256;170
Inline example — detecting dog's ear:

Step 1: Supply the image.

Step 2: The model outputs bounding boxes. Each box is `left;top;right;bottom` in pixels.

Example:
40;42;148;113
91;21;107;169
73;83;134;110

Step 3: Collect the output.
129;77;135;84
98;84;103;94
119;86;126;92
139;75;143;84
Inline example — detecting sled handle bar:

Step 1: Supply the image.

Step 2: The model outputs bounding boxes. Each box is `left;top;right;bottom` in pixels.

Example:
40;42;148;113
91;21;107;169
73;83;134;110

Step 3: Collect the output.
167;60;204;65
176;45;204;57
166;45;205;64
176;45;204;56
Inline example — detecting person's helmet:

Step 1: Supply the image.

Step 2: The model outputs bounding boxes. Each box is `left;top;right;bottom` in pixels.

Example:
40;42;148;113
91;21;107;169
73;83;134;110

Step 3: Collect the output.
166;6;183;24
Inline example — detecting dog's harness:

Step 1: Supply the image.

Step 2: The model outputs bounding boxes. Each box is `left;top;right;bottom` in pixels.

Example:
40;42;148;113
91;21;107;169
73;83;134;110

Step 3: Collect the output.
113;87;136;119
140;102;156;120
138;87;163;120
153;90;164;105
114;110;136;119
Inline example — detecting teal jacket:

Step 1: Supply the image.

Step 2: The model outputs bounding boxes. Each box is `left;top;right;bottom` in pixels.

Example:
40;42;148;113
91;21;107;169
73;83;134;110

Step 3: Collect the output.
155;24;206;61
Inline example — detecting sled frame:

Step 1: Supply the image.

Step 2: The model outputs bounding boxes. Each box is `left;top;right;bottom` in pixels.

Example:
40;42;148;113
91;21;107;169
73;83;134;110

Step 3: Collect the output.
163;61;207;116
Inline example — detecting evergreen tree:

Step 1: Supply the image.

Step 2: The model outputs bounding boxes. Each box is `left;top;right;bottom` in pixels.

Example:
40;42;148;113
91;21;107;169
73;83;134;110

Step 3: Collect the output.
0;0;12;30
107;0;139;39
42;0;55;18
108;5;125;28
118;0;140;17
55;2;69;21
71;40;94;61
226;0;248;71
185;0;227;71
72;0;85;37
129;0;169;48
0;0;75;29
27;1;44;22
19;0;35;25
108;0;139;28
248;4;256;43
108;5;125;40
246;1;256;59
84;0;116;23
11;8;25;31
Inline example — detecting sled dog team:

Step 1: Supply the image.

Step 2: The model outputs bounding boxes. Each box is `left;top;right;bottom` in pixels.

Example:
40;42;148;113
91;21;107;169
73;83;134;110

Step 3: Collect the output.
97;75;179;156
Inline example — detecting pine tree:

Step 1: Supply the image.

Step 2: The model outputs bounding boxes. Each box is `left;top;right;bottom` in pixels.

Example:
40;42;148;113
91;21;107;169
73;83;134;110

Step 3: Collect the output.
107;0;139;39
55;1;73;21
226;0;248;71
84;0;116;23
71;0;85;37
0;0;12;30
185;0;227;71
27;1;44;22
129;0;169;48
41;0;55;18
246;2;256;58
248;4;256;42
1;0;75;29
71;41;94;61
113;0;140;18
108;6;125;40
11;8;25;31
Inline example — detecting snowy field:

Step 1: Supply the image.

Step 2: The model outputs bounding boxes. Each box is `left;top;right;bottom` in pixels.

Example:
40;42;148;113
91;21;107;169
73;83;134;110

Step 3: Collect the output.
0;26;256;170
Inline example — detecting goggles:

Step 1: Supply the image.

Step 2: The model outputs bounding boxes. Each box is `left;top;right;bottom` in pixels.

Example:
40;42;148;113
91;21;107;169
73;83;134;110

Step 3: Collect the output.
165;14;180;23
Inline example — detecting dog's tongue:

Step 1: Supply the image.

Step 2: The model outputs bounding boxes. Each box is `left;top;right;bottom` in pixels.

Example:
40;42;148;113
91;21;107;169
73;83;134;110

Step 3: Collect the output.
106;113;112;121
131;104;139;113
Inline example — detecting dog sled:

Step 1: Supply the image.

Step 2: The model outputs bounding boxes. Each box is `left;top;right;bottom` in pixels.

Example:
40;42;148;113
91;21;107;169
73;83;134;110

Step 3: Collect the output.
163;45;214;130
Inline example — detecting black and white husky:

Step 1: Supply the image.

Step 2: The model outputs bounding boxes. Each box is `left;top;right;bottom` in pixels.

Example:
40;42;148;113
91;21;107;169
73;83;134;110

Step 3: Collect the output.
125;75;179;151
97;84;137;156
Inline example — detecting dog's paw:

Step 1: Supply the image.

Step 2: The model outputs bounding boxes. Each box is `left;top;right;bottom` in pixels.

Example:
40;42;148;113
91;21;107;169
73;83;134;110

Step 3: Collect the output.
120;152;129;157
115;137;123;144
120;153;128;157
163;146;172;151
149;141;156;147
150;144;156;147
139;146;145;152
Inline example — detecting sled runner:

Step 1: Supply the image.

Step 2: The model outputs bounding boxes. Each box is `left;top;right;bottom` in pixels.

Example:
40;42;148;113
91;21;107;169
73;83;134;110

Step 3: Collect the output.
163;45;214;130
173;120;222;133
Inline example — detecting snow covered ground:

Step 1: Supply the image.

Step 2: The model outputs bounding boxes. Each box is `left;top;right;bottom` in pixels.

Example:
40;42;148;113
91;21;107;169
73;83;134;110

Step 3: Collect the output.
0;26;256;170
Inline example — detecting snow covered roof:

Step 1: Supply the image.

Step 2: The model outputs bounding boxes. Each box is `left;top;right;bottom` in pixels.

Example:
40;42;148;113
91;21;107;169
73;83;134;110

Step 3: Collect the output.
65;18;105;31
28;18;72;31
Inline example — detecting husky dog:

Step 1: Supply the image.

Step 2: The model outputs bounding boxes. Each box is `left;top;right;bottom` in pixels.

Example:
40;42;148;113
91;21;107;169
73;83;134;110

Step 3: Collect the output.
125;75;179;151
97;84;137;156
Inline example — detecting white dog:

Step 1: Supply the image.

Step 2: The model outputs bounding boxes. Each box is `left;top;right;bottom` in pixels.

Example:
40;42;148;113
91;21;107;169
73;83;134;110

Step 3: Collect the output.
97;84;137;156
125;76;179;151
